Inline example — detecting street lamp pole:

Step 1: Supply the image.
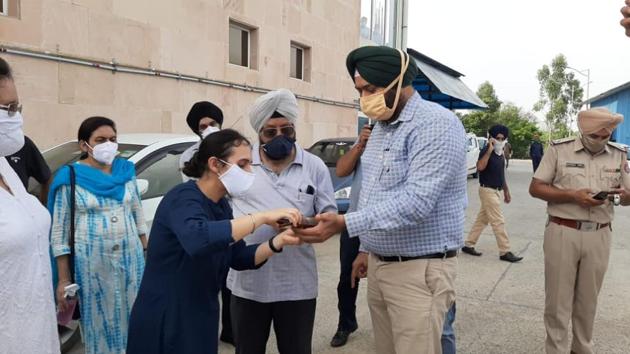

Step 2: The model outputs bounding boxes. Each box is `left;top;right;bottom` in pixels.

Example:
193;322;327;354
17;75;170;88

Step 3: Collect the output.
567;66;591;107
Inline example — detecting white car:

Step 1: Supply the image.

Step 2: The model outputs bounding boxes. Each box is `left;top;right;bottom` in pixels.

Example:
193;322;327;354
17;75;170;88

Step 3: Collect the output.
477;136;488;151
29;133;198;352
466;133;480;178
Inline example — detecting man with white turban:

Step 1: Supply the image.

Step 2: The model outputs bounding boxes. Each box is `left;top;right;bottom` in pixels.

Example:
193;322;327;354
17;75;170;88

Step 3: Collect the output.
530;107;630;354
227;89;336;354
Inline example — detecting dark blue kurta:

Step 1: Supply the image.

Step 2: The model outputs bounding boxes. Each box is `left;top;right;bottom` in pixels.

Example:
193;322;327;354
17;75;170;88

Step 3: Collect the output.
127;181;262;354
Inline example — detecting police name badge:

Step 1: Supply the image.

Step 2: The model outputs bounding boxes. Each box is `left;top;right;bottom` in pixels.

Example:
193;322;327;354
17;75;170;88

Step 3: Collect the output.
565;162;585;168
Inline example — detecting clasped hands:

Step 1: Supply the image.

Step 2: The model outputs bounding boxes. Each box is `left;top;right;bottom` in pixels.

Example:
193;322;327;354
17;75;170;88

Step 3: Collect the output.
266;211;366;287
263;210;345;247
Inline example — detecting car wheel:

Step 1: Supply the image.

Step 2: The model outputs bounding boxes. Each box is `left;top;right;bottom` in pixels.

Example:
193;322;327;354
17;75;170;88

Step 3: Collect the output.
59;322;81;353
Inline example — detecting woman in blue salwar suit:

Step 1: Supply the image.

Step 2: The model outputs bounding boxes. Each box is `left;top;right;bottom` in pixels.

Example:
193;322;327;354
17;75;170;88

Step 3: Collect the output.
127;129;303;354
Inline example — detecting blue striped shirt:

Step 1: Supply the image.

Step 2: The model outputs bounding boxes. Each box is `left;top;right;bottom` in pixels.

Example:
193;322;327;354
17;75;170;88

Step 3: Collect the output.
345;93;468;256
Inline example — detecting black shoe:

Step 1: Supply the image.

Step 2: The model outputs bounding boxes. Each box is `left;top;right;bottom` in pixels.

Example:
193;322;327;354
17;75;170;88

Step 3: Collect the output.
461;246;482;256
330;327;357;348
500;252;523;263
220;332;235;346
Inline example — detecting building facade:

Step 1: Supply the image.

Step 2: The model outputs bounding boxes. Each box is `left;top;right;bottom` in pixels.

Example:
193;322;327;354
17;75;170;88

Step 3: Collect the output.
0;0;360;149
586;81;630;156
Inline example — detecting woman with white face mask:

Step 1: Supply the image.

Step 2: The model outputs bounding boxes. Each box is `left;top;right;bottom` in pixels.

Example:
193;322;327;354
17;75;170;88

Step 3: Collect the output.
0;58;60;353
48;116;148;354
126;129;304;354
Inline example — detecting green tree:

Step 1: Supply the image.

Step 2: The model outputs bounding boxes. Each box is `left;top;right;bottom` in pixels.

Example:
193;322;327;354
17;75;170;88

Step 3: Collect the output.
461;82;543;159
533;54;584;142
461;81;501;136
496;104;543;158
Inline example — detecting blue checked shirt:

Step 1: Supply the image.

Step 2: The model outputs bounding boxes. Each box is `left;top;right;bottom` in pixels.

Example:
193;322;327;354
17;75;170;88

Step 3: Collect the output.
345;93;468;256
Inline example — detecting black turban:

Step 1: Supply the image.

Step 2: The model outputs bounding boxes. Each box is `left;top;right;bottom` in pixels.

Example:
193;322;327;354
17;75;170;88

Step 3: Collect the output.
186;101;224;133
346;46;419;87
488;124;509;139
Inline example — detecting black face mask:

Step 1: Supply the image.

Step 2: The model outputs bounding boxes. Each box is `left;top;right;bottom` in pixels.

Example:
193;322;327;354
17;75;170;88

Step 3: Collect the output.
262;135;296;160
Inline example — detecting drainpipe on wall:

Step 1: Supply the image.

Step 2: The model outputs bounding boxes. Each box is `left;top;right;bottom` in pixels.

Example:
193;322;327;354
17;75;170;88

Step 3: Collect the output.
0;44;359;110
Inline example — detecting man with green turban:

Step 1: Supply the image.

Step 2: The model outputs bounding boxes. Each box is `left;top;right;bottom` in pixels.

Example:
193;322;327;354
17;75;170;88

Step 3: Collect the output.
294;45;468;354
346;46;419;88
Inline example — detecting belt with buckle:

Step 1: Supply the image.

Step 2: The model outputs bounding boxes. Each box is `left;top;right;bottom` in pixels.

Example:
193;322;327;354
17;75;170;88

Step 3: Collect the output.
480;184;503;191
549;216;610;232
375;250;458;262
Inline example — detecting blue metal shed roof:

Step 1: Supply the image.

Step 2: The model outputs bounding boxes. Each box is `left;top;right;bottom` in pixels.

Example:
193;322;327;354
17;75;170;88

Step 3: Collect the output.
407;48;488;110
584;81;630;106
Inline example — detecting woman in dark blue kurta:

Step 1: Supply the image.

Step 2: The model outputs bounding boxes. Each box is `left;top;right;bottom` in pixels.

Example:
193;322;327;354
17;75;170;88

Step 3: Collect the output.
126;129;303;354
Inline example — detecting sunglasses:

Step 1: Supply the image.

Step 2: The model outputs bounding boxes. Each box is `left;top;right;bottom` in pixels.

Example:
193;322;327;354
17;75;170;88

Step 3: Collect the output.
0;103;23;117
260;125;296;139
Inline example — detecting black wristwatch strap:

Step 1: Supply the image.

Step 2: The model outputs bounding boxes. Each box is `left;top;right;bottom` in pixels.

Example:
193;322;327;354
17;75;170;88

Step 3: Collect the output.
268;236;282;253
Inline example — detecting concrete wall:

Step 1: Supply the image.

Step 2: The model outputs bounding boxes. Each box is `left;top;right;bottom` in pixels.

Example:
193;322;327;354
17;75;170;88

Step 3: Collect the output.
0;0;360;149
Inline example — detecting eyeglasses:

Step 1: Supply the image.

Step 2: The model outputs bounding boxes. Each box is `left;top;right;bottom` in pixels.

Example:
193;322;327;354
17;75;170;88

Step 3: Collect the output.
0;103;23;117
260;125;296;139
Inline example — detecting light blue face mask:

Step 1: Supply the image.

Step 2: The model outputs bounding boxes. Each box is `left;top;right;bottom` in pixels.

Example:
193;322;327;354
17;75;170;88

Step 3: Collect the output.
218;159;255;197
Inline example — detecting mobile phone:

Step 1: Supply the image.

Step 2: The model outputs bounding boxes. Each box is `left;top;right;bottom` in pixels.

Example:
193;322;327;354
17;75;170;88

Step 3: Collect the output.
277;217;318;229
277;218;292;228
592;191;609;200
298;217;318;229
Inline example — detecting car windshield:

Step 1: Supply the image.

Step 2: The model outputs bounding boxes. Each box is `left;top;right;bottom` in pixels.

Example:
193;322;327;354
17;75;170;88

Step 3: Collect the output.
42;142;145;173
308;140;354;166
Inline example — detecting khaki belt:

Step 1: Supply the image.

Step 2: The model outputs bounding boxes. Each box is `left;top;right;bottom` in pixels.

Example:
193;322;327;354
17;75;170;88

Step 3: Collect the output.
549;216;610;232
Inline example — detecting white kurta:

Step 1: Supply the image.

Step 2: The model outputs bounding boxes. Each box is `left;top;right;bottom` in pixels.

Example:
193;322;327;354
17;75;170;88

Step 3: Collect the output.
0;158;60;354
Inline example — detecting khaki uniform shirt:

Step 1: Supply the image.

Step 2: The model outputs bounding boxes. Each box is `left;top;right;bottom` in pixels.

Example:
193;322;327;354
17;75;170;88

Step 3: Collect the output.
533;137;629;224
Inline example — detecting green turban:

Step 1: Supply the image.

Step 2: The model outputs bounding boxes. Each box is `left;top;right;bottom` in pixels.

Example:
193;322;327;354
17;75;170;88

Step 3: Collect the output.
346;46;419;87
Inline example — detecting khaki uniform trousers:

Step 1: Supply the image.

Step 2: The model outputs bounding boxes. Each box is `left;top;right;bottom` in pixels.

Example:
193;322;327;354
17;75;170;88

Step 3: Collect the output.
465;186;511;255
543;221;612;354
367;253;457;354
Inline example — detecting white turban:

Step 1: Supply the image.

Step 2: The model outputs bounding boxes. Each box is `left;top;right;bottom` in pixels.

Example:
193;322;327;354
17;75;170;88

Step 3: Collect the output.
249;89;299;132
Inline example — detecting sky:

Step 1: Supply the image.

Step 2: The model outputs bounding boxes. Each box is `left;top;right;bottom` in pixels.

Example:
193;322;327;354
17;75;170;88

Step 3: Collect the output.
407;0;630;118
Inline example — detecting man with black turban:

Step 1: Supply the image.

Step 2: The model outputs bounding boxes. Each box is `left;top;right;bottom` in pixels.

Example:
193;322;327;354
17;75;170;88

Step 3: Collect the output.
294;46;468;354
179;101;223;182
178;100;233;345
462;124;523;263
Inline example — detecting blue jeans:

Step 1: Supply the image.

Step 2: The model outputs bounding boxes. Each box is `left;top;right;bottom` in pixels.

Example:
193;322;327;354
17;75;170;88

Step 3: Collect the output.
441;302;456;354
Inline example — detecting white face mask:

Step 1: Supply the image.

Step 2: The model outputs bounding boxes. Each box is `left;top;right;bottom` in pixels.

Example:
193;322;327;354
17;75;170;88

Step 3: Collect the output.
218;159;255;197
493;139;506;156
201;126;220;139
0;110;25;157
87;141;118;165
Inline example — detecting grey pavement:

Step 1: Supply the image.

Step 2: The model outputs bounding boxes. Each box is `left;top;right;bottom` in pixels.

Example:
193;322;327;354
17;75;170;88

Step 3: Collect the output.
69;160;630;354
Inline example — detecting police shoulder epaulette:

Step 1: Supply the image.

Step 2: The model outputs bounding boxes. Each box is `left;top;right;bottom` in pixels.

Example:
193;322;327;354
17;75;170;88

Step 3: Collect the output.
607;141;628;152
550;137;576;146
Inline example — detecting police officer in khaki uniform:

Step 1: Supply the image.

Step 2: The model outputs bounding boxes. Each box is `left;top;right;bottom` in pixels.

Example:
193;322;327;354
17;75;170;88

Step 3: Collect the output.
529;107;630;354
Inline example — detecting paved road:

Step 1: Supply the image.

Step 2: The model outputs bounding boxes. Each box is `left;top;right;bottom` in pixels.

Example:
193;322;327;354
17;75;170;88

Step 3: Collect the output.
69;160;630;353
